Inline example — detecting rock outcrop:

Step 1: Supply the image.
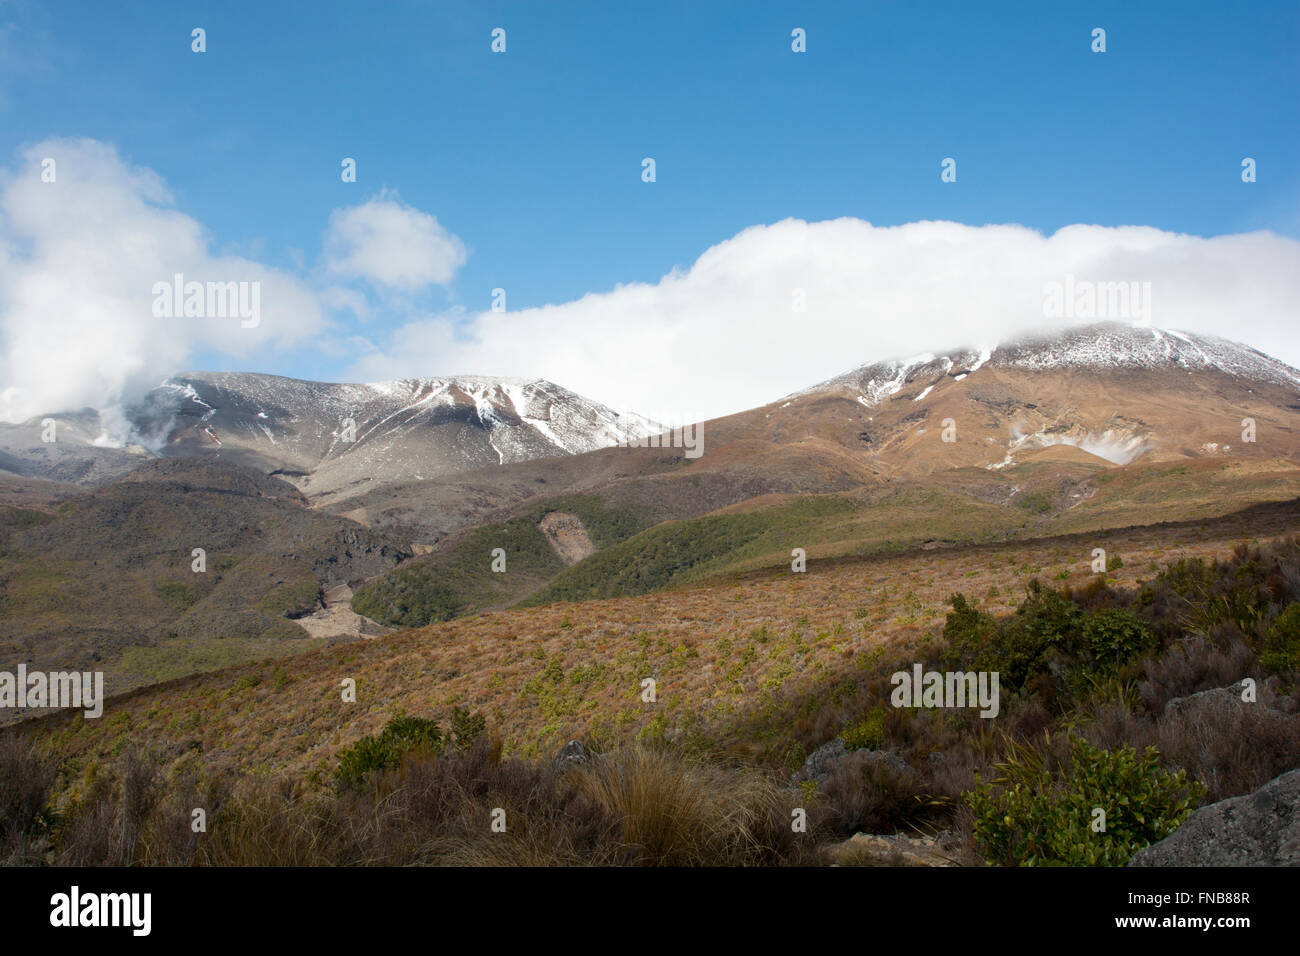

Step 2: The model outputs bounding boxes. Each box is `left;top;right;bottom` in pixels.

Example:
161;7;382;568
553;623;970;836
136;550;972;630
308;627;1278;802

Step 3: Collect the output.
1129;769;1300;866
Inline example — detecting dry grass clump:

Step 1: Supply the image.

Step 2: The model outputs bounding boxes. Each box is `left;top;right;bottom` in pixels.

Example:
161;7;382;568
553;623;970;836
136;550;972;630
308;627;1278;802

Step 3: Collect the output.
25;739;820;867
575;747;809;865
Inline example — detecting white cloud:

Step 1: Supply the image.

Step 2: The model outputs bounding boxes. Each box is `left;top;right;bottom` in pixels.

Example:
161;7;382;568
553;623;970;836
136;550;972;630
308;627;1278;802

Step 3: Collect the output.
346;218;1300;421
321;285;370;321
0;138;327;422
4;143;1297;434
324;194;466;291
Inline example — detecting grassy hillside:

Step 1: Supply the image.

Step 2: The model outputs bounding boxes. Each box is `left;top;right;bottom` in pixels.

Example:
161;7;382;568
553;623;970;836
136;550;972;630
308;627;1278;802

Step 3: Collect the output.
7;502;1298;866
19;495;1298;773
350;493;652;626
0;460;409;709
527;493;922;604
350;457;1300;626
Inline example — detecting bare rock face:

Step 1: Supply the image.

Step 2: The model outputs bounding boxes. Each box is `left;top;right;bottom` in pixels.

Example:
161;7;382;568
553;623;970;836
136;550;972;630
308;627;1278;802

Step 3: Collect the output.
538;511;597;565
294;584;394;641
310;526;412;589
1164;683;1251;721
1128;769;1300;867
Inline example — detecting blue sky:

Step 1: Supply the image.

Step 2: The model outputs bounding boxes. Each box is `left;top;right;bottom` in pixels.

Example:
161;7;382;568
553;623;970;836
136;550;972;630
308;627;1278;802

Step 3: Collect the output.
2;0;1299;418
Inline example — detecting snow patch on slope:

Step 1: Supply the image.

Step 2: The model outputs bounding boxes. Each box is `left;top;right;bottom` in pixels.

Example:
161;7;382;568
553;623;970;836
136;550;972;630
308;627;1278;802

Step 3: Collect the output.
986;424;1150;470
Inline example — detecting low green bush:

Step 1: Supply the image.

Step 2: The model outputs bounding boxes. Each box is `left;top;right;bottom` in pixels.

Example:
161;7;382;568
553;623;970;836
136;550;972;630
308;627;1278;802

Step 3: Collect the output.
335;715;444;789
351;567;465;627
839;707;887;750
448;706;487;748
943;581;1084;691
1082;608;1156;674
1262;602;1300;673
966;737;1204;866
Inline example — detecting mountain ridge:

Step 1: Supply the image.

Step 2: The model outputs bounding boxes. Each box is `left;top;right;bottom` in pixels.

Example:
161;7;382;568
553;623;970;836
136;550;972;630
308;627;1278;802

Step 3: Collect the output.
800;322;1300;405
0;372;663;497
4;322;1300;511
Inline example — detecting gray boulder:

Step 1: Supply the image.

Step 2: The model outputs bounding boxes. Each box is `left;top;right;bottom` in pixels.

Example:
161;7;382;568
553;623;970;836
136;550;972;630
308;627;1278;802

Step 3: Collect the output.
1129;769;1300;866
551;739;597;773
794;739;847;784
794;739;912;785
1163;678;1295;719
1164;684;1245;720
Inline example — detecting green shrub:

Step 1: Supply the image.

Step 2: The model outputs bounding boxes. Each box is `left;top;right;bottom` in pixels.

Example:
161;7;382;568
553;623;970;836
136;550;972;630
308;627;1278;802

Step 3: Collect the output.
840;707;887;750
943;582;1084;691
1012;579;1085;647
1014;491;1054;515
966;737;1204;866
541;657;565;683
1262;602;1300;673
335;715;444;789
448;706;487;748
1082;608;1156;674
1106;553;1124;572
941;592;998;659
1152;553;1272;638
351;567;465;628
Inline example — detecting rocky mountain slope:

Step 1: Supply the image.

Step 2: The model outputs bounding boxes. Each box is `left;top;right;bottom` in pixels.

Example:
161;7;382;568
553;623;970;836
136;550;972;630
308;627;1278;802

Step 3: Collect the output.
6;322;1296;524
791;322;1300;474
0;458;410;711
0;374;661;500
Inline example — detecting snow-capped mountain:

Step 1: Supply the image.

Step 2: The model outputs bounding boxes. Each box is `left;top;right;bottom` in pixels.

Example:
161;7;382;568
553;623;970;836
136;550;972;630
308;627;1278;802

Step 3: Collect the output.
786;322;1300;473
7;322;1300;502
804;323;1300;405
0;373;660;497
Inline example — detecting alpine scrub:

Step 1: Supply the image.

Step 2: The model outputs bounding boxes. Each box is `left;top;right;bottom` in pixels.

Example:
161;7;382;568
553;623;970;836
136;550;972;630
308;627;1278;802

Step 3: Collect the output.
966;737;1205;866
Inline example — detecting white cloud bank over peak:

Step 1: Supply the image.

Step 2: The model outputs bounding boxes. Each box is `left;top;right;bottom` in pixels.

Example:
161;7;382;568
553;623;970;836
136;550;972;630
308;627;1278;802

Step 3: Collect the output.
0;138;326;423
347;218;1300;423
324;192;467;291
3;145;1296;435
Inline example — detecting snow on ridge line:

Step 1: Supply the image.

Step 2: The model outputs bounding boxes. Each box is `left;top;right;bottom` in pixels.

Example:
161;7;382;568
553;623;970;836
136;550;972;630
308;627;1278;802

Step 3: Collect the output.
82;372;656;458
799;324;1300;407
362;374;553;395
